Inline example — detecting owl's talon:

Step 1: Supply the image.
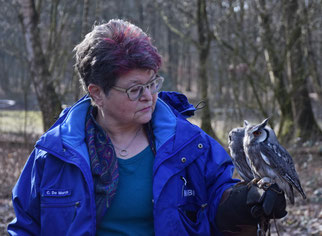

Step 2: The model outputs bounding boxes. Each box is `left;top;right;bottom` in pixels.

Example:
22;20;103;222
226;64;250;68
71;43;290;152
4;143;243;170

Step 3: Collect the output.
247;178;260;189
257;177;274;190
235;181;248;187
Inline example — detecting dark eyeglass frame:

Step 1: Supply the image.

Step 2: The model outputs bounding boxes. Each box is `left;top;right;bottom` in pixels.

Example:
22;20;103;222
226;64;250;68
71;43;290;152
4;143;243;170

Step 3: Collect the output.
112;75;164;101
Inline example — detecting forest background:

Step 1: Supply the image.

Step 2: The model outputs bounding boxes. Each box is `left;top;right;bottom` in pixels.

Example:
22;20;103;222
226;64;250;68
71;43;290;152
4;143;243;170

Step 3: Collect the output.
0;0;321;235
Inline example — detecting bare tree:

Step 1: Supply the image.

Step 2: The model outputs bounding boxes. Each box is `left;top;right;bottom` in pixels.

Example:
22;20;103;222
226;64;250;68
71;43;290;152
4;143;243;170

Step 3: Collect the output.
282;0;322;140
196;0;216;138
15;0;62;131
2;0;321;144
255;0;295;141
157;0;223;140
73;0;90;101
254;0;322;141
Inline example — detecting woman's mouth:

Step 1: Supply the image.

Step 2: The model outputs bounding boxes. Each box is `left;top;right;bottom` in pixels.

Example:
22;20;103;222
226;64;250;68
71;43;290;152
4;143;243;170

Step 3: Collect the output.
139;106;152;112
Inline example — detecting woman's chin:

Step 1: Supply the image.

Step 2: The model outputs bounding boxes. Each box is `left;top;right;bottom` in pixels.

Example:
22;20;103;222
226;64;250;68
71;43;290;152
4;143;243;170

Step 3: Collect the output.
138;113;153;124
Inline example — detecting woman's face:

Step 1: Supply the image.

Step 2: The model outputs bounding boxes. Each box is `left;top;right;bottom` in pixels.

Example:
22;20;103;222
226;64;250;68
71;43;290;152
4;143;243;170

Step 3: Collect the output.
99;69;158;128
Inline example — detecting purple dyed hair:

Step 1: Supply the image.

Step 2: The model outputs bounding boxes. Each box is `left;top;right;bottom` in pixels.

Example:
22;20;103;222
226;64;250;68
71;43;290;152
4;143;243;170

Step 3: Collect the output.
74;19;162;94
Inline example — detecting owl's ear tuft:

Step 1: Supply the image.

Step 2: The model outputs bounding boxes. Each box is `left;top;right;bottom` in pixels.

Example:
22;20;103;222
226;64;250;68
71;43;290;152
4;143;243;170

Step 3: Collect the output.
244;120;249;127
259;117;270;128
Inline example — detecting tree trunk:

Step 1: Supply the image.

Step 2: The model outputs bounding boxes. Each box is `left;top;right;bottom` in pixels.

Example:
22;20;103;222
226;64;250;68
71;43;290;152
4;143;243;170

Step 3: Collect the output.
302;2;322;103
256;0;294;142
185;43;192;92
199;50;216;138
81;0;90;38
166;3;179;91
197;0;218;139
167;27;179;90
16;0;62;131
73;0;90;101
283;0;322;141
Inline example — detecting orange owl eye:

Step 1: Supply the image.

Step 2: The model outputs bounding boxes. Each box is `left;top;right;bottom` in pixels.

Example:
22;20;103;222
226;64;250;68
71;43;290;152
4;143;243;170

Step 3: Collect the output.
253;131;262;136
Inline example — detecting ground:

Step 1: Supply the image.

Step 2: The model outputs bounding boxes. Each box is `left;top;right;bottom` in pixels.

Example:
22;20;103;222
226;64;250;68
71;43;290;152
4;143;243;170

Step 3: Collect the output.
0;135;321;235
269;143;322;235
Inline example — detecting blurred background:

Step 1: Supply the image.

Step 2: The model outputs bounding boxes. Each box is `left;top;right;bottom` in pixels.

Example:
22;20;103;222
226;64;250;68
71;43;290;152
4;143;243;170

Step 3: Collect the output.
0;0;321;235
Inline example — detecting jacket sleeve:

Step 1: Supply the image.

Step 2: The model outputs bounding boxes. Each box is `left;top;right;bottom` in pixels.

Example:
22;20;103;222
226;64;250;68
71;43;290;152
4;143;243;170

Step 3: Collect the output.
203;136;239;230
7;149;43;236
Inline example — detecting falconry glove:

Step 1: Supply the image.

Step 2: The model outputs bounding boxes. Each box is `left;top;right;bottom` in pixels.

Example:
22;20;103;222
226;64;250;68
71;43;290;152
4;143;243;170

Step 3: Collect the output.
215;183;287;232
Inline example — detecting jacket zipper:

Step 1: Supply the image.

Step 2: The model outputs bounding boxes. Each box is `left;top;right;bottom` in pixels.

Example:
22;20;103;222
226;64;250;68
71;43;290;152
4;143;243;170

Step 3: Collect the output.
41;201;81;208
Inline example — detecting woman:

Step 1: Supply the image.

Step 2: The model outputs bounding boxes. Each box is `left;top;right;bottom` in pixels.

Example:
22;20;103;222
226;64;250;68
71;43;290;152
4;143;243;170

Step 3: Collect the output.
8;19;286;236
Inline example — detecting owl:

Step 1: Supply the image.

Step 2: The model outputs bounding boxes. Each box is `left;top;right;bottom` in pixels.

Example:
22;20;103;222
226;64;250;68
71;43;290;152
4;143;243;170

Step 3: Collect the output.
228;122;253;182
243;118;306;204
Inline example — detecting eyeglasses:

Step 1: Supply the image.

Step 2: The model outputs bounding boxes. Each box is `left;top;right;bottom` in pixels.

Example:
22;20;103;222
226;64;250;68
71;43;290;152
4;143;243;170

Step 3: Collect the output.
112;75;164;101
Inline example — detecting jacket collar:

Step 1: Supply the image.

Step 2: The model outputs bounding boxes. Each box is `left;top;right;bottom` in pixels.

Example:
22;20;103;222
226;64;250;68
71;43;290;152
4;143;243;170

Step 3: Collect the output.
35;92;198;165
152;96;200;159
152;99;176;151
35;95;91;165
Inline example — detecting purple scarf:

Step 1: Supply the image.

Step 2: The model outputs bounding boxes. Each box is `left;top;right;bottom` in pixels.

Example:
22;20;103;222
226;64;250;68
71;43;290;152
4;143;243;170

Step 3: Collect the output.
85;106;119;225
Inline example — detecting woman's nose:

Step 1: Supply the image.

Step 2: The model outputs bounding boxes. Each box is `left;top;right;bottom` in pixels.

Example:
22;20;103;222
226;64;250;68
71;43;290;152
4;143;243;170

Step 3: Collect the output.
140;86;153;100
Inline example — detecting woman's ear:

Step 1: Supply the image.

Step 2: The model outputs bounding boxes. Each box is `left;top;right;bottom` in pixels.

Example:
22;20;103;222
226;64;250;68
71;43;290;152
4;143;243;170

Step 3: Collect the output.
88;84;104;107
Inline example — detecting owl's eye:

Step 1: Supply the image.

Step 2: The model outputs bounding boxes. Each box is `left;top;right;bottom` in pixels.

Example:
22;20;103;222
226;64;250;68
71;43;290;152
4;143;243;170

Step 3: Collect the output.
253;130;262;136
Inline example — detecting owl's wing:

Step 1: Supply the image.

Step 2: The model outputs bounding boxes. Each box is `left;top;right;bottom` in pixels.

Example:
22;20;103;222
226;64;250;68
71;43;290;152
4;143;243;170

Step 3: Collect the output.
231;150;254;182
259;142;306;198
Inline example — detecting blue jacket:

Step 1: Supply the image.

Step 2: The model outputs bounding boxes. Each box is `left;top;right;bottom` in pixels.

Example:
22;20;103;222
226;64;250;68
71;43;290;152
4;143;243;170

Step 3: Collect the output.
8;92;238;236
